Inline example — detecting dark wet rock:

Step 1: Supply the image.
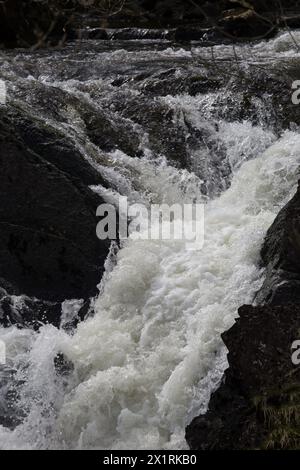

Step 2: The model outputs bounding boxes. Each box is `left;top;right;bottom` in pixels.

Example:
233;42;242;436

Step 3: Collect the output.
174;27;206;42
0;366;25;429
106;81;230;196
223;305;300;396
204;70;300;134
186;304;300;450
9;111;108;188
257;182;300;305
54;353;74;377
0;107;111;326
138;69;221;98
81;28;109;40
111;95;191;167
11;80;142;158
261;183;300;276
0;286;62;330
76;298;93;323
81;107;142;157
186;377;261;450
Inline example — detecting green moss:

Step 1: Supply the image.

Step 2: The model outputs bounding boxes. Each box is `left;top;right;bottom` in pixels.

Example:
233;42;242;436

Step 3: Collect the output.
264;426;300;450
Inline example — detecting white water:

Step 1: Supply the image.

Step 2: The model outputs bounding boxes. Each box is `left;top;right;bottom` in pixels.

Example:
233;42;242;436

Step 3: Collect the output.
1;128;300;449
1;30;300;450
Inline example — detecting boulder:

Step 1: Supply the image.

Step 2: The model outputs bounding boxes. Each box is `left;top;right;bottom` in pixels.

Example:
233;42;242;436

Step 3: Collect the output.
257;183;300;305
0;108;111;327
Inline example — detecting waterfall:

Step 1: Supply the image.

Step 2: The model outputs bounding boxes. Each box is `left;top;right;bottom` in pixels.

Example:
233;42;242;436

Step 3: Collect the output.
0;30;299;449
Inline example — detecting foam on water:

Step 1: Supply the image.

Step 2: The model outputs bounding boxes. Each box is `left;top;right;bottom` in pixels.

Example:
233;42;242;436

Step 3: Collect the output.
192;29;300;62
161;93;277;169
1;129;299;449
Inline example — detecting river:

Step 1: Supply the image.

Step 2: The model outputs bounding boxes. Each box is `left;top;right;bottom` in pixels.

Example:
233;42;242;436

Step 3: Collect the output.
0;30;300;449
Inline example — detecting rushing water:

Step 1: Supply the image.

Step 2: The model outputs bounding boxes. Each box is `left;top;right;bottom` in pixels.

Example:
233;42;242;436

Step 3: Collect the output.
0;30;300;449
